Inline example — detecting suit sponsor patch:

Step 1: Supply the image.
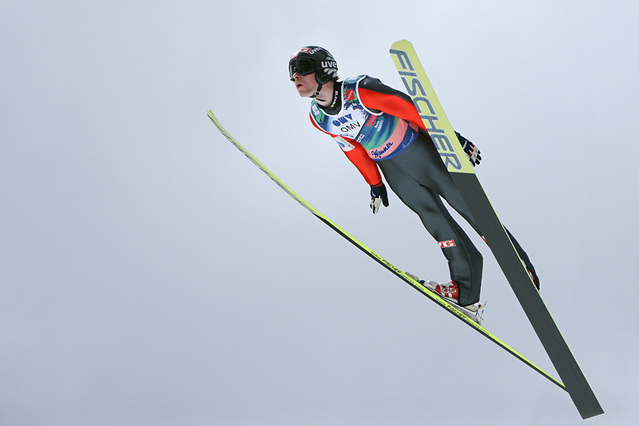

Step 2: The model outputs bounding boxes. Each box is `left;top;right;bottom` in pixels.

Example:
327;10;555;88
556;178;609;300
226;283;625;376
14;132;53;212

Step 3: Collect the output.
334;136;355;152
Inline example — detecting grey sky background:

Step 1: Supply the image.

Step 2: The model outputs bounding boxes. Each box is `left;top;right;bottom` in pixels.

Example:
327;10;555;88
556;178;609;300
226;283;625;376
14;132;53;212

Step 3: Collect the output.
1;0;637;425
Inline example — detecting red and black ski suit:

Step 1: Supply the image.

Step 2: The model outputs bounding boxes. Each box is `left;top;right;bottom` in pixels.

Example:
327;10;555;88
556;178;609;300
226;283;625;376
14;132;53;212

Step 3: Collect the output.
309;75;537;305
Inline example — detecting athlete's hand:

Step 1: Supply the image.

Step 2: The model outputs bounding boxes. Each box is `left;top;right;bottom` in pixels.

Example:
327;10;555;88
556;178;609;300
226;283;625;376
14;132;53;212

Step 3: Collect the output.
370;182;389;214
456;131;482;166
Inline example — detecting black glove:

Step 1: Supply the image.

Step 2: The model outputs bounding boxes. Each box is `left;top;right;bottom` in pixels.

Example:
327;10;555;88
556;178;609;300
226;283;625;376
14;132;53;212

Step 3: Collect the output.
370;182;389;214
455;131;482;166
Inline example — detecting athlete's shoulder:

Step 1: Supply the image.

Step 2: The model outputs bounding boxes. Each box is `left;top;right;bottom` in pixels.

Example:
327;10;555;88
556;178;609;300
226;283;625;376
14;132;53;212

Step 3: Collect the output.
358;76;410;100
358;75;383;87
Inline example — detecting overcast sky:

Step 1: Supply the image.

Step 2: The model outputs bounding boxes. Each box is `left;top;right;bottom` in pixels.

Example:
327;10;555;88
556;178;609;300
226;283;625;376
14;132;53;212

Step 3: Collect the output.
1;0;638;425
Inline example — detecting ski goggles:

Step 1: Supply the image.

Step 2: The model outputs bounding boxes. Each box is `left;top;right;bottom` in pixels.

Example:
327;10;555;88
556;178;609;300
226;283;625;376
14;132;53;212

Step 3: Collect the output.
289;58;316;80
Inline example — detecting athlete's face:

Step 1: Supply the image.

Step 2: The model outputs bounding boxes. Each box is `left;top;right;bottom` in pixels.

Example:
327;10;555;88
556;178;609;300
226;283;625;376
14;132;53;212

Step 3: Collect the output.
291;72;317;97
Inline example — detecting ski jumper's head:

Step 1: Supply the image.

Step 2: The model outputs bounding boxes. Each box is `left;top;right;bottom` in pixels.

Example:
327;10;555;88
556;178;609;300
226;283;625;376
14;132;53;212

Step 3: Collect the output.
289;46;338;98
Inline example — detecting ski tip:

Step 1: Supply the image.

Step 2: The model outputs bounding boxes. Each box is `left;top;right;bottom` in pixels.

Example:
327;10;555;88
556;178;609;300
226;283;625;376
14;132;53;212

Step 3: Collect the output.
391;39;413;49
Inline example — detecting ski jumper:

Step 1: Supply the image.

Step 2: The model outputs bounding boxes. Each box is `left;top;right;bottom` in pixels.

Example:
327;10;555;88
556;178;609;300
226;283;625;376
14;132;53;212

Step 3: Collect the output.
309;75;537;306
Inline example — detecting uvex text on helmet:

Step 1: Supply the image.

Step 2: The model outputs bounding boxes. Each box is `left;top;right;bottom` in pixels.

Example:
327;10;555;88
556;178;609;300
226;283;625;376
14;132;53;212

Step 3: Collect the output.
289;46;338;85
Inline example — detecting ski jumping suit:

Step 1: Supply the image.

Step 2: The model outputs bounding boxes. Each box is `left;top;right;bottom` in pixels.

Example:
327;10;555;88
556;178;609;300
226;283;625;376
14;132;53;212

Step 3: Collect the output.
309;75;537;306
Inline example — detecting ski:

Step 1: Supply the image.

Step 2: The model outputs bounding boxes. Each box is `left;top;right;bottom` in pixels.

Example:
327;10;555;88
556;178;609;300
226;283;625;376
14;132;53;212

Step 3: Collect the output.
207;109;566;392
389;39;602;419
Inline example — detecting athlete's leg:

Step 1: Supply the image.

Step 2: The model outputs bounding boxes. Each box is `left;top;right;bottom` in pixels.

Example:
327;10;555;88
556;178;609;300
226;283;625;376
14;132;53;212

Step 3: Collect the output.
378;158;483;305
407;133;540;287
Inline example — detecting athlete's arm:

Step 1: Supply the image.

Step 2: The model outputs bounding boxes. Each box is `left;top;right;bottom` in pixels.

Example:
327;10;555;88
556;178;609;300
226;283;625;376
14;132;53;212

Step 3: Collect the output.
343;143;389;214
359;77;482;166
342;140;383;186
309;113;383;185
358;77;428;132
